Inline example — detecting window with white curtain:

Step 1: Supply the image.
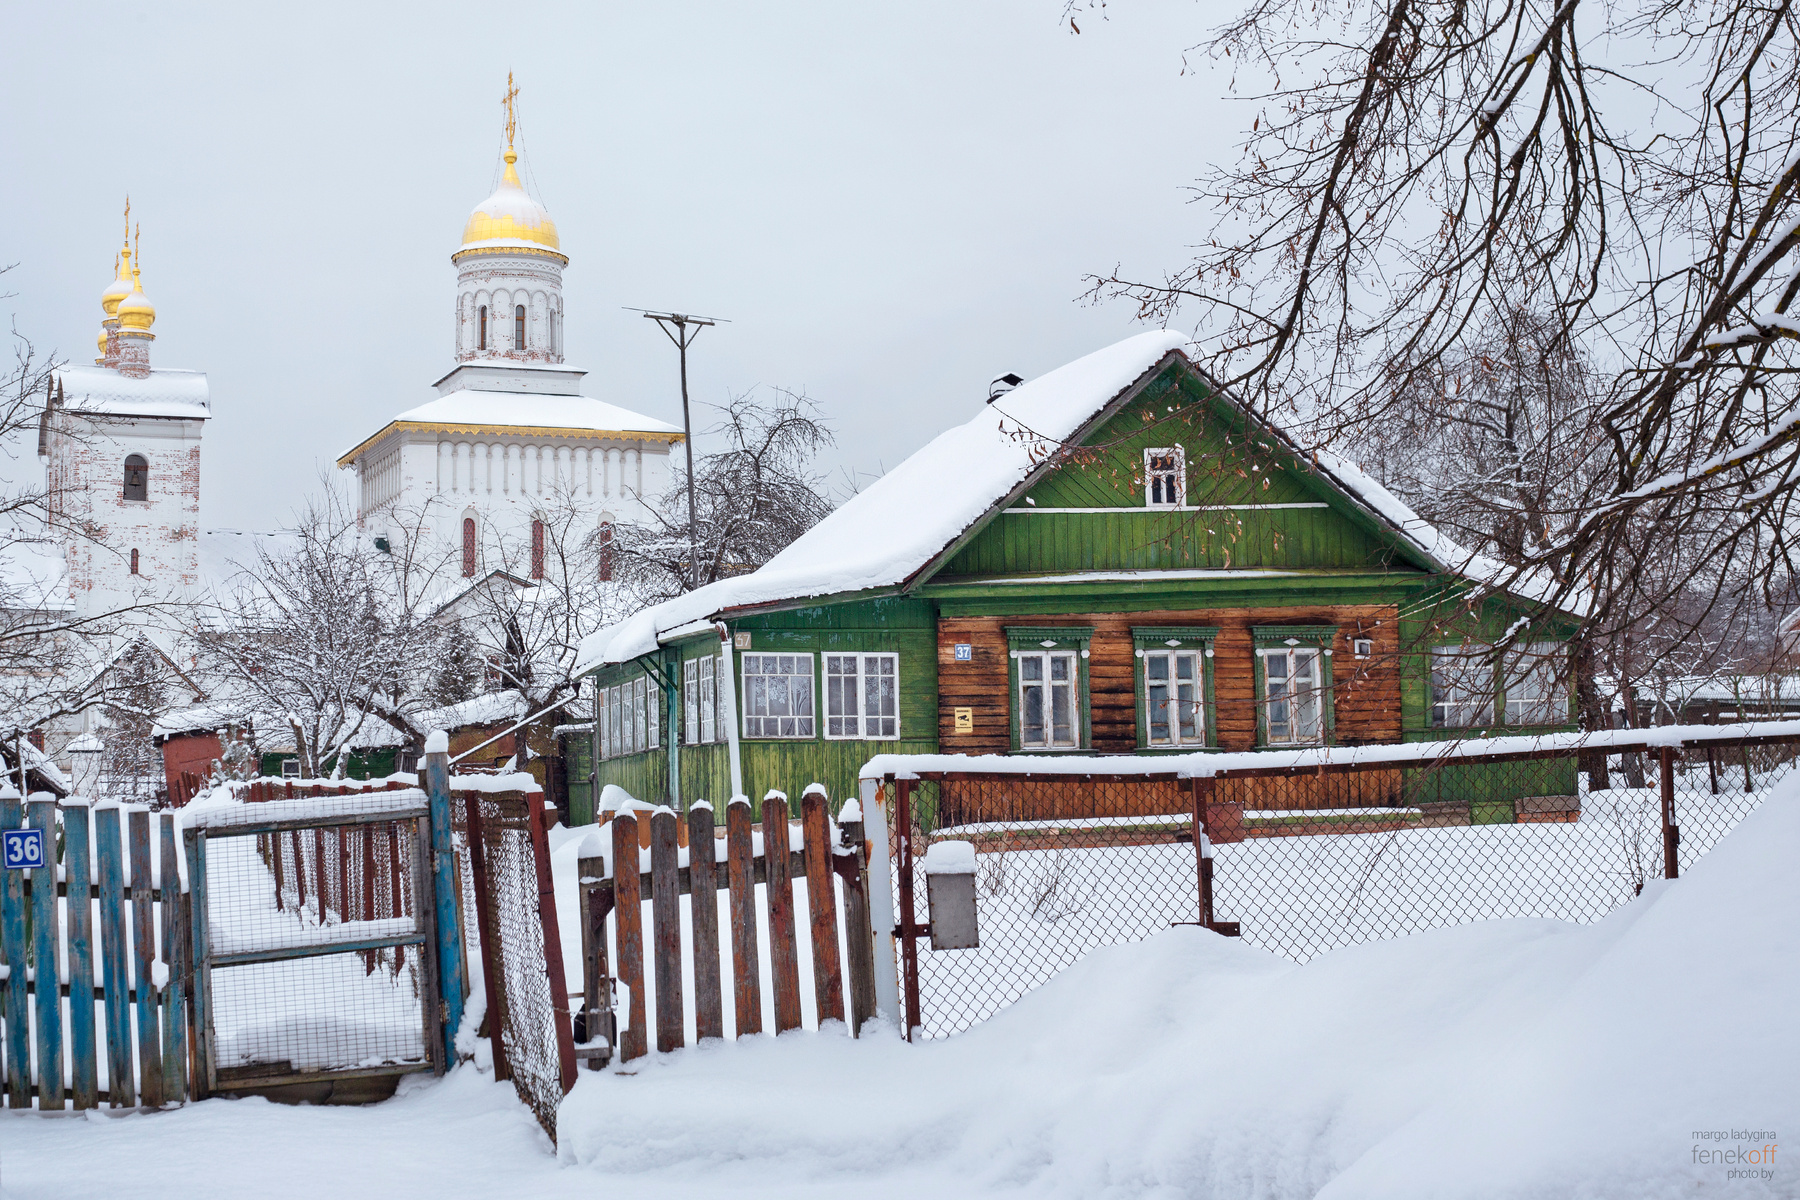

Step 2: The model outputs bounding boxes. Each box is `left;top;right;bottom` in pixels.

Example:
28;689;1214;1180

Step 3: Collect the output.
742;654;815;739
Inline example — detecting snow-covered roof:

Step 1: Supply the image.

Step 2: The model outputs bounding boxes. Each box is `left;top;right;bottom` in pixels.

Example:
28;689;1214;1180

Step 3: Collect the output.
0;537;72;613
337;388;683;464
576;331;1190;669
55;365;210;421
152;702;254;741
424;689;529;731
574;330;1583;674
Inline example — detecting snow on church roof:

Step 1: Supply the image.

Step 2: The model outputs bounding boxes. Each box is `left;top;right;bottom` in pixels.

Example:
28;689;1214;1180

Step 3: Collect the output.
575;330;1588;674
55;365;210;420
337;388;682;464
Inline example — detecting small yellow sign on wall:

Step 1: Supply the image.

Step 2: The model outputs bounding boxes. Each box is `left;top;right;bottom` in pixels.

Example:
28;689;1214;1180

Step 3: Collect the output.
953;706;974;734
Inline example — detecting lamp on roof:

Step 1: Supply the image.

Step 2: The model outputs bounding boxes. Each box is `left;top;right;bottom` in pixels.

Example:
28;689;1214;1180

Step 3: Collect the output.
987;373;1024;403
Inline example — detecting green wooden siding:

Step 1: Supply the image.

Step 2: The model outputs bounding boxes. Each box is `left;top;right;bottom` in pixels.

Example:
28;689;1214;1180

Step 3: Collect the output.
591;598;940;814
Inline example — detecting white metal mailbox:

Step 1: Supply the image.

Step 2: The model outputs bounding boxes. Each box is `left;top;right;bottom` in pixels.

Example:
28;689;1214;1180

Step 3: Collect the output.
922;839;979;950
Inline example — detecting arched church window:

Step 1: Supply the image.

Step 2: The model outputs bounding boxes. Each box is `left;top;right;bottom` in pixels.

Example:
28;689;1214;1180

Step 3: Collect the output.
515;305;527;350
130;548;140;575
123;454;148;501
598;520;614;583
462;517;477;577
530;518;546;579
479;306;488;352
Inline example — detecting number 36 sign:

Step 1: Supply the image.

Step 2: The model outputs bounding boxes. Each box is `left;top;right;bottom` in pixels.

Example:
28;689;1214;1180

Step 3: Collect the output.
2;827;45;870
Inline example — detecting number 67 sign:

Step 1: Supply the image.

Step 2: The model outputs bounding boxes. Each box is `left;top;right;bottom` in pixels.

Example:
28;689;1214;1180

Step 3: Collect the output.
3;827;45;870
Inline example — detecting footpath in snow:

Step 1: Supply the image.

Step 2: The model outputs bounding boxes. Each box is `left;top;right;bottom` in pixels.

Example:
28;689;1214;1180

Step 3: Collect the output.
7;780;1799;1199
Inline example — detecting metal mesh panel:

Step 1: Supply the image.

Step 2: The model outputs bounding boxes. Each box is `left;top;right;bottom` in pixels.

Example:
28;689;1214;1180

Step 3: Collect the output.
203;820;427;1080
1208;742;1780;961
885;735;1788;1040
463;792;563;1138
891;776;1203;1039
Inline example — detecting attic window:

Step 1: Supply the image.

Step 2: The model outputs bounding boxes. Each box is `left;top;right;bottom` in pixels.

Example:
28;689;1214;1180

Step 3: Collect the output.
1144;447;1184;508
123;454;148;501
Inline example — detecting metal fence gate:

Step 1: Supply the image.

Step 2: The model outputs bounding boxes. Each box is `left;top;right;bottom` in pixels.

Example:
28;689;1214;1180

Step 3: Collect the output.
185;788;443;1095
455;784;574;1139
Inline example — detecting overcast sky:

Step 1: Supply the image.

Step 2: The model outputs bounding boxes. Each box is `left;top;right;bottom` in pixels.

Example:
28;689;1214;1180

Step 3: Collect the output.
1;1;1238;531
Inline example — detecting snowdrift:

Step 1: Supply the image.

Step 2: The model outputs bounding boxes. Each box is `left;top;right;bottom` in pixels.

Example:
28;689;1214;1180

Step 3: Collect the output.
556;780;1800;1198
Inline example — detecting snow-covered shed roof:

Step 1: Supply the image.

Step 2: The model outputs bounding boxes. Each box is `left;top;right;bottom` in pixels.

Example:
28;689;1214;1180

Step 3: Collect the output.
336;389;682;465
54;365;210;421
574;331;1581;673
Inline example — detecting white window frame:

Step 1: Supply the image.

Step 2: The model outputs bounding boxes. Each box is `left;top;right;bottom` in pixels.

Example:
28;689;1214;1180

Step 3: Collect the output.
824;652;901;741
1503;641;1566;726
741;653;816;739
1430;644;1495;728
1016;649;1080;750
632;676;646;752
699;653;717;744
1259;646;1323;745
1144;446;1185;508
1141;648;1206;747
684;658;700;745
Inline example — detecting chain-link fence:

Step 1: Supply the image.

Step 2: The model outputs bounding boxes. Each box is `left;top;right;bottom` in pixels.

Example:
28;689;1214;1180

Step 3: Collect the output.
882;729;1794;1039
455;788;574;1139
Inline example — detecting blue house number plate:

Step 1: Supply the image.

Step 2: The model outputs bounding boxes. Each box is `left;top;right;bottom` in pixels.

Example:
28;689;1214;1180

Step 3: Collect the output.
2;828;45;870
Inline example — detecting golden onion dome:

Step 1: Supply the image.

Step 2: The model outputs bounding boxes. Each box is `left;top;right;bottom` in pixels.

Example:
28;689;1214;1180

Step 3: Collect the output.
116;268;156;334
459;148;561;255
100;250;134;318
96;329;107;354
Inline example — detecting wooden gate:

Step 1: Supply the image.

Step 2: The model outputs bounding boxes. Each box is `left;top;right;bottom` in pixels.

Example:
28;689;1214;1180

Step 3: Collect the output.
183;787;444;1097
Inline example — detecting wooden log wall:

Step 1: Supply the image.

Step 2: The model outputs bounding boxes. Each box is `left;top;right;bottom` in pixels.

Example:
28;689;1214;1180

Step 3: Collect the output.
936;605;1404;756
583;787;878;1068
0;795;196;1109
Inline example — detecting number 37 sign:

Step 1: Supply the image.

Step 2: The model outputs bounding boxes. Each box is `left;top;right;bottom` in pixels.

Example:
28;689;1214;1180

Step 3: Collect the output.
3;828;45;870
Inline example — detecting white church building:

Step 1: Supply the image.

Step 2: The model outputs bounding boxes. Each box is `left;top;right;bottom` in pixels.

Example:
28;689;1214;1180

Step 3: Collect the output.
336;120;681;577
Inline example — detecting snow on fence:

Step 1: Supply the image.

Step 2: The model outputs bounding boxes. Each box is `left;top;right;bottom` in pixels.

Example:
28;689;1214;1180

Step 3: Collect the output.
0;791;193;1109
869;725;1796;1038
574;787;881;1072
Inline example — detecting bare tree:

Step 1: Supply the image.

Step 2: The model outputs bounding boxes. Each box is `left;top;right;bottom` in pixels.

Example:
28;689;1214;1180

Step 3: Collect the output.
195;486;459;776
1083;0;1800;657
611;387;835;604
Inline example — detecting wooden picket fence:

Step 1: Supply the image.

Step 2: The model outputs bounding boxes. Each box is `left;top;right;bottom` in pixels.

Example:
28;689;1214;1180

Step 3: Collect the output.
576;786;879;1067
1;792;194;1109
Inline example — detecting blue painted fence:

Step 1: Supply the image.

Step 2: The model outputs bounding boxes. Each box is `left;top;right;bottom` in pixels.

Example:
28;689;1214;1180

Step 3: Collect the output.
0;790;193;1108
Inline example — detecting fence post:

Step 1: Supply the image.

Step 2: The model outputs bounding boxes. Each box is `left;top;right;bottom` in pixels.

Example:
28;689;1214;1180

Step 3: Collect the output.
95;802;133;1106
63;800;97;1109
763;793;804;1034
1190;776;1214;926
577;842;614;1070
612;812;647;1061
894;777;922;1042
650;809;685;1051
725;799;762;1037
462;795;510;1082
27;796;64;1109
527;795;578;1094
423;733;467;1067
800;787;844;1026
687;803;723;1042
835;799;877;1038
1659;745;1680;880
0;787;29;1107
861;776;899;1029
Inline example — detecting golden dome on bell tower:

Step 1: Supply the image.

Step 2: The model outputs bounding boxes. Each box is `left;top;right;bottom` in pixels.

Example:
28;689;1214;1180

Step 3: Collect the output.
454;74;566;264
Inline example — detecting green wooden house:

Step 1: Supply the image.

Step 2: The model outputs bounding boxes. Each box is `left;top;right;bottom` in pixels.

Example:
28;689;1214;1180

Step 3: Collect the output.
573;332;1579;824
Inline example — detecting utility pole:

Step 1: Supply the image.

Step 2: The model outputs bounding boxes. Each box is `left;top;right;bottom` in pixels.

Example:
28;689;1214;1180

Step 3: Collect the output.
629;309;728;590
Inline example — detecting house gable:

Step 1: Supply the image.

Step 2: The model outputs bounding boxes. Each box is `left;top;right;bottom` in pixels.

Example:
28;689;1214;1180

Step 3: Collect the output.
935;362;1432;580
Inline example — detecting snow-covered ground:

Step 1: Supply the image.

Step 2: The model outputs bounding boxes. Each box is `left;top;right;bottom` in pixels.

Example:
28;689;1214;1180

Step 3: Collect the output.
7;775;1796;1197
